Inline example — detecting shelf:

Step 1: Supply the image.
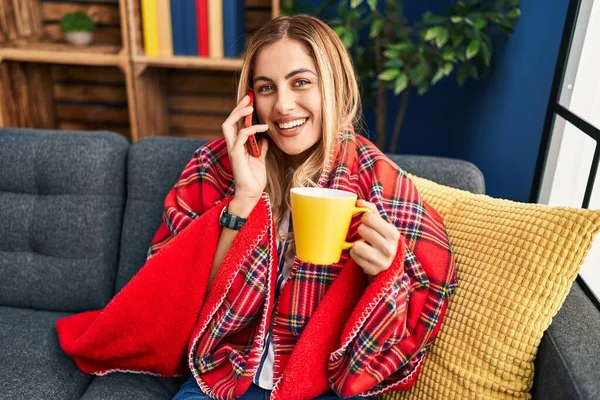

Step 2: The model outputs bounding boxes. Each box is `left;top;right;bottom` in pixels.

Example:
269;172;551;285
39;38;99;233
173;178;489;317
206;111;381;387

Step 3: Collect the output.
0;0;280;142
0;42;126;67
133;55;244;71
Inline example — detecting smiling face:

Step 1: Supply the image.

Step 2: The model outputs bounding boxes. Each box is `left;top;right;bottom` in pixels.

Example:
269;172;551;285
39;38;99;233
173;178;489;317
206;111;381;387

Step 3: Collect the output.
252;39;322;159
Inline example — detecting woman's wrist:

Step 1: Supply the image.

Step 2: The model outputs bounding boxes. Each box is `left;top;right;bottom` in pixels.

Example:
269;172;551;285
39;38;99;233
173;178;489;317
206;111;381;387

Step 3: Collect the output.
229;195;261;218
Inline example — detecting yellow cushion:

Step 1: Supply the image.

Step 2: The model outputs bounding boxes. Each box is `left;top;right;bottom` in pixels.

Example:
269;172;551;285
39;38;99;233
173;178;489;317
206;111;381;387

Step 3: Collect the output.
383;175;600;400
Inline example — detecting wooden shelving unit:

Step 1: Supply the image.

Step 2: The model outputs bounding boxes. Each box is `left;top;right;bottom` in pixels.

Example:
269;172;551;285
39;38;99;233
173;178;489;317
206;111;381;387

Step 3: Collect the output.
0;0;280;142
133;54;243;71
0;42;126;66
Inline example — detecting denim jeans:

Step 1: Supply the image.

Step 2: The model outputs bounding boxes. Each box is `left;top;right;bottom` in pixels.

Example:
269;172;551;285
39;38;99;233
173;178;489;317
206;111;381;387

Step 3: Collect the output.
172;375;375;399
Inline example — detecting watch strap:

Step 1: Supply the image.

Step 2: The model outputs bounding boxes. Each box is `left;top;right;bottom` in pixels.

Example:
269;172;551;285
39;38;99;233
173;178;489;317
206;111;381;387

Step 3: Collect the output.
219;205;247;230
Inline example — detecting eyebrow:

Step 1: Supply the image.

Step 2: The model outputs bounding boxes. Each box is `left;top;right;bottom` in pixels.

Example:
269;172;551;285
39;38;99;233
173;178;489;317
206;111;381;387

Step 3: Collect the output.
252;68;317;84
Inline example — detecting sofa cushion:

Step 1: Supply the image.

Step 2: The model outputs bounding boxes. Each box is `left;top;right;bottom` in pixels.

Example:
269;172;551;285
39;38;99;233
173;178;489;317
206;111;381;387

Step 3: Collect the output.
0;306;92;399
0;129;128;311
81;373;186;400
115;137;206;293
385;175;600;400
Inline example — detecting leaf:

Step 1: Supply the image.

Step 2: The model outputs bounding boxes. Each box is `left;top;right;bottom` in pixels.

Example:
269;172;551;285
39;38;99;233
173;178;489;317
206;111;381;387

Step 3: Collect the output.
384;49;401;59
432;68;445;85
333;25;346;37
408;63;429;85
350;0;363;9
457;65;468;86
451;31;464;46
442;62;454;75
481;40;491;66
442;50;455;61
451;16;463;23
466;63;479;79
378;69;400;81
466;39;480;59
389;42;413;52
474;19;488;31
423;12;447;25
423;26;449;48
394;73;409;95
370;19;383;38
367;0;377;11
417;85;429;95
435;27;449;48
507;9;521;20
342;32;354;48
384;59;404;68
424;26;444;41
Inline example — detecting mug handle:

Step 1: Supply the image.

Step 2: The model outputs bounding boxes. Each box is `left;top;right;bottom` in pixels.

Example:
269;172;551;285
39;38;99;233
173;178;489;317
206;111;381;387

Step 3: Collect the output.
341;206;373;250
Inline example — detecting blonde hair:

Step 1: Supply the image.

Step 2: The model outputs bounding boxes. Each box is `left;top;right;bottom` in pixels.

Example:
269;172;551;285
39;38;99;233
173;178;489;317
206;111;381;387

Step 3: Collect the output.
236;14;362;230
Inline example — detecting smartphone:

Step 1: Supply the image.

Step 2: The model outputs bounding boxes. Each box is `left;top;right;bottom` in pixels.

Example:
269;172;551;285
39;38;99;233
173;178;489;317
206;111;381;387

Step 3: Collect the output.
245;89;261;157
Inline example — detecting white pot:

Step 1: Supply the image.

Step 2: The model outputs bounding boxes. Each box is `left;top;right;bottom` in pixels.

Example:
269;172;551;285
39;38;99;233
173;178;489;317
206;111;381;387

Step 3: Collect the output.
64;31;94;46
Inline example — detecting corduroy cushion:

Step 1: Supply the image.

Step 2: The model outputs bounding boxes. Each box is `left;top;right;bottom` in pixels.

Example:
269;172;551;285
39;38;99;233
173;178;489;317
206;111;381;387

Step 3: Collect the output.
382;175;600;400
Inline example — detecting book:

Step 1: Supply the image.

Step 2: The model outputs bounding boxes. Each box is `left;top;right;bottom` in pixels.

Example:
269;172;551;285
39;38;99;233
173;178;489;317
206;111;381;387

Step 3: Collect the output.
141;0;160;56
222;0;246;58
170;0;186;56
195;0;209;56
156;0;173;56
183;0;198;56
207;0;223;58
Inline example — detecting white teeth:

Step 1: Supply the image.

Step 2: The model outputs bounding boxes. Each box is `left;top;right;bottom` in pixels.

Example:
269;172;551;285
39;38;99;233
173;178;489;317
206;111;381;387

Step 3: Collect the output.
277;118;306;129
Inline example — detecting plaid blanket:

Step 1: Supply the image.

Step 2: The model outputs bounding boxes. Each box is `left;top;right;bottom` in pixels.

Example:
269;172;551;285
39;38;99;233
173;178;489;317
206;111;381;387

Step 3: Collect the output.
56;130;456;400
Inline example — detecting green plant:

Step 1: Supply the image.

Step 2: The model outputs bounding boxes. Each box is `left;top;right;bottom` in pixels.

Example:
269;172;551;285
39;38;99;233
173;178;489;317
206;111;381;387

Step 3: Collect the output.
285;0;521;152
60;12;97;33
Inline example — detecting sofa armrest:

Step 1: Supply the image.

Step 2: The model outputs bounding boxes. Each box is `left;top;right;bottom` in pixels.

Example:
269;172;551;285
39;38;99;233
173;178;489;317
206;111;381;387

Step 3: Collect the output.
532;280;600;399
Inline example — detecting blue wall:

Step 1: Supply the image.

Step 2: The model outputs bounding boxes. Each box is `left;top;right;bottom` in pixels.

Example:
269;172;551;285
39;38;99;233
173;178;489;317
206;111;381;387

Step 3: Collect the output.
298;0;569;202
449;0;570;202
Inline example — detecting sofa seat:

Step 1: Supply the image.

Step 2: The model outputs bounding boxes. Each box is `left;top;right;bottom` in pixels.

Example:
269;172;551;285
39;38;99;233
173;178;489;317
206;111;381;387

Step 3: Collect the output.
82;373;186;400
0;306;92;399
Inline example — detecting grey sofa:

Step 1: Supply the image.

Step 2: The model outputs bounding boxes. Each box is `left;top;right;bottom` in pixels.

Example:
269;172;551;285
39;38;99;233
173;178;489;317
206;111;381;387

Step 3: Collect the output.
0;128;598;400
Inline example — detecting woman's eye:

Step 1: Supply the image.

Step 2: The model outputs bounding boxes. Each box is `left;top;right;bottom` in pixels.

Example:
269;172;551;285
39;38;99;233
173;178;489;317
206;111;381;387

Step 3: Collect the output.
294;79;309;87
258;85;274;93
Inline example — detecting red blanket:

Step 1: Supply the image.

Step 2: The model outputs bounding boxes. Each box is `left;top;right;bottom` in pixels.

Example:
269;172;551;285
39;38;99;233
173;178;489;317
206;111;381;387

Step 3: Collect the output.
56;132;456;399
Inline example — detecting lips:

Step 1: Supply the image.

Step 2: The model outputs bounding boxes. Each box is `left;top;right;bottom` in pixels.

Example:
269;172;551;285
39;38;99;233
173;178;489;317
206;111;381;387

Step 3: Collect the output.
273;118;308;137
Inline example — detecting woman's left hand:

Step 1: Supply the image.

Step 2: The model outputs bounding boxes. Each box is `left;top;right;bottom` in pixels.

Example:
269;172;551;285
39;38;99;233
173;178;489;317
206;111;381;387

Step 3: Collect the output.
350;199;401;277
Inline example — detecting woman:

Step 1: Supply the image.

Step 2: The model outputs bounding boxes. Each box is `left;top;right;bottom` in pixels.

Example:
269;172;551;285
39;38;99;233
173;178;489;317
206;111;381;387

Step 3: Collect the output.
162;14;456;399
56;14;456;400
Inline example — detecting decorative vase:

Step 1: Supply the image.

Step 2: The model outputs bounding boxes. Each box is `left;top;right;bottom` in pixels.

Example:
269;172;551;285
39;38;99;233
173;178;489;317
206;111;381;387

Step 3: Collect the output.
64;31;94;46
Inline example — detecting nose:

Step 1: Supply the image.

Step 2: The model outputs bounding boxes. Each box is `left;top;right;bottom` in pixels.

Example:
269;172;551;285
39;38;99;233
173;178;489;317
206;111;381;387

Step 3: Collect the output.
274;86;295;114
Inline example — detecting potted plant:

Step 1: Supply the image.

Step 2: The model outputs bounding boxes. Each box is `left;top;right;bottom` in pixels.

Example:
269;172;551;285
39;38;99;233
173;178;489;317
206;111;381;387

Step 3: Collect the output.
284;0;521;153
60;11;97;46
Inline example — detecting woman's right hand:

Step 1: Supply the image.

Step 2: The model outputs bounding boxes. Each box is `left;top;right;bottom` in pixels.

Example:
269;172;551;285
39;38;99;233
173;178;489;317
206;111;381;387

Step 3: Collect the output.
221;94;270;209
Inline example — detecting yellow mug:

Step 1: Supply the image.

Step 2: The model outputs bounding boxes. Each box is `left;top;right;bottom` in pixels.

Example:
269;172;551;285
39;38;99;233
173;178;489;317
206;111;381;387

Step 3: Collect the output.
290;187;372;264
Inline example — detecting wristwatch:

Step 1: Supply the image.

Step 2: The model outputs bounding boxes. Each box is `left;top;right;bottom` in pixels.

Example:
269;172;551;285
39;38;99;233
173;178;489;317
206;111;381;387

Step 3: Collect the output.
219;204;247;230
